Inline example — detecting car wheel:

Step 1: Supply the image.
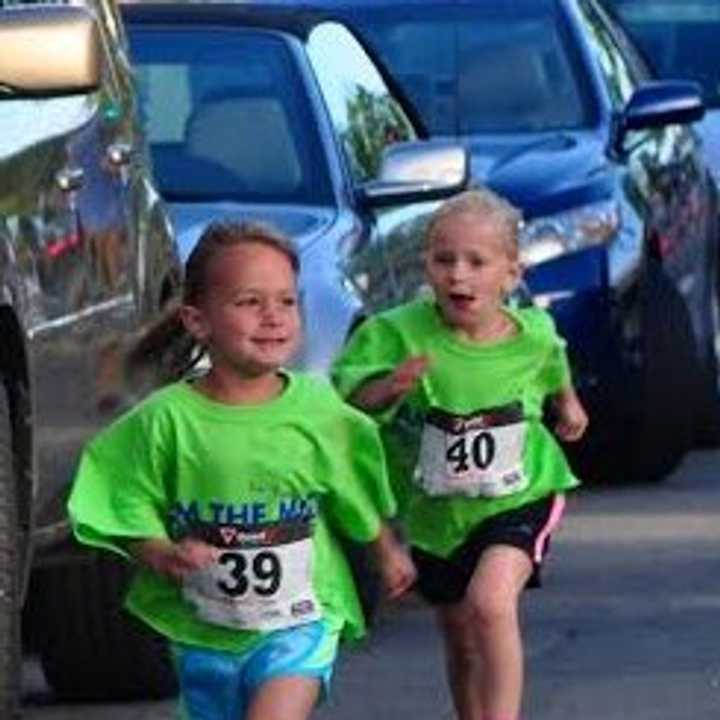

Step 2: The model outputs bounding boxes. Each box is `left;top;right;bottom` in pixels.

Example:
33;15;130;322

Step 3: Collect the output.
0;384;22;719
631;261;697;481
693;247;720;446
34;552;178;701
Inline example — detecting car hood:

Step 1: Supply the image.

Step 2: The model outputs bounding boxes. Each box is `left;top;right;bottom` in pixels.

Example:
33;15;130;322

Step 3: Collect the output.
463;131;614;218
168;202;338;262
697;111;720;181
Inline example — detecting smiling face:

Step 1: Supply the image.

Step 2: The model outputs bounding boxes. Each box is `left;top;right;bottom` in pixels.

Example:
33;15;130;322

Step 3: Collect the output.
424;211;521;337
181;241;301;378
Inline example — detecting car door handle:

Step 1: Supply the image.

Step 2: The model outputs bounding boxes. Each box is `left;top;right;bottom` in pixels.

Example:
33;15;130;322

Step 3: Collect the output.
107;143;133;167
55;167;85;192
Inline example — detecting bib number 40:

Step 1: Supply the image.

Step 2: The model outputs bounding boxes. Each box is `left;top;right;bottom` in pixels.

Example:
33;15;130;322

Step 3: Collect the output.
218;550;282;598
446;431;496;474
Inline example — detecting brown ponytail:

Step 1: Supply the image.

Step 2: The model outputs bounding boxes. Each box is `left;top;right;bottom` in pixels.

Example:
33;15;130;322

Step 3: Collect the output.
124;301;205;385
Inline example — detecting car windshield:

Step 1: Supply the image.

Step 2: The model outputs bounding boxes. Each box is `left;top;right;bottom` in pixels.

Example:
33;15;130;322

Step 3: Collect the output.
608;1;720;109
344;0;589;134
127;27;334;204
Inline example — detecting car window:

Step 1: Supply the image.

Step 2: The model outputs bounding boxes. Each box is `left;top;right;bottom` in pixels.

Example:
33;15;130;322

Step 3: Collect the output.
607;0;720;109
306;21;415;183
344;1;589;135
128;27;334;205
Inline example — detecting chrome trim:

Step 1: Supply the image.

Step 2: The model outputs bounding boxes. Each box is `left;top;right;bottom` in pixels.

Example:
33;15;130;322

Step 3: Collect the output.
26;293;134;339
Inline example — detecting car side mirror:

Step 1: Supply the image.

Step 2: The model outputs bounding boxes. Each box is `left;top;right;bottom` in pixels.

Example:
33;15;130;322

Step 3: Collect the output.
0;5;101;98
613;80;705;156
357;140;470;208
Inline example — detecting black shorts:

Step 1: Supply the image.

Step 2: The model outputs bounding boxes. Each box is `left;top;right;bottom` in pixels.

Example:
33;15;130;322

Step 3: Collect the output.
411;494;565;605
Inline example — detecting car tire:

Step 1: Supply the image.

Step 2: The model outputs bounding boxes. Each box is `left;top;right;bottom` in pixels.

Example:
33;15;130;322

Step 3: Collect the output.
631;261;697;481
693;245;720;447
34;552;178;702
0;384;22;719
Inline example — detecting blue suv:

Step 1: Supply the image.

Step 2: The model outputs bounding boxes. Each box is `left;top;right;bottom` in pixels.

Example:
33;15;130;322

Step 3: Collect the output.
291;0;720;484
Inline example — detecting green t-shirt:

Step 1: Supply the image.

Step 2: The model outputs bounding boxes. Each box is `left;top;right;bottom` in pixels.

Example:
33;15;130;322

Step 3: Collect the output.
68;372;396;653
331;299;580;558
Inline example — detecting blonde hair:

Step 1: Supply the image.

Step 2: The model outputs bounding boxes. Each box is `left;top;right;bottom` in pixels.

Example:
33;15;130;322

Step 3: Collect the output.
425;187;523;257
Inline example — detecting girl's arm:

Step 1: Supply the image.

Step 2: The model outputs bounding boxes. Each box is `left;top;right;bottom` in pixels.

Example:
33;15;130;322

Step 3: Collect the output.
350;355;430;411
127;537;217;582
551;385;588;442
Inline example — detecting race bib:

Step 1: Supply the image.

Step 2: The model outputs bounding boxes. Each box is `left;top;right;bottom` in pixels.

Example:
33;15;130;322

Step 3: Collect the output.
182;520;321;632
417;403;529;498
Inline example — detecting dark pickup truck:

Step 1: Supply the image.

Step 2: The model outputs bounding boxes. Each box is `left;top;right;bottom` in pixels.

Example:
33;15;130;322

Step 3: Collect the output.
0;2;182;715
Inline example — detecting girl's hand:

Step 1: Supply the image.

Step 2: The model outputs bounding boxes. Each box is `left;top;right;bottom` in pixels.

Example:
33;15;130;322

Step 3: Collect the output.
553;387;589;442
389;355;431;398
351;355;430;411
380;545;417;600
129;538;218;582
371;525;417;600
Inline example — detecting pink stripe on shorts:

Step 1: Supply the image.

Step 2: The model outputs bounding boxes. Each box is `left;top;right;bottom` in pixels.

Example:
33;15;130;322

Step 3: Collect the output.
533;493;566;563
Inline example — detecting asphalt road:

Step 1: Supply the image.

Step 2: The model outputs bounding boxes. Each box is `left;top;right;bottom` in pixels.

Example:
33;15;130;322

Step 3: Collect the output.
22;450;720;719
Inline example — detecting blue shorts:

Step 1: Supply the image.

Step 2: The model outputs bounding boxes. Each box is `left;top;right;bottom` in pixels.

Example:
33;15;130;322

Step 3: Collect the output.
173;620;339;720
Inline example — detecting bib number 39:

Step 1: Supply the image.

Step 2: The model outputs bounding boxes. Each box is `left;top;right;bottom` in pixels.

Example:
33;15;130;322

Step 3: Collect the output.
218;550;282;598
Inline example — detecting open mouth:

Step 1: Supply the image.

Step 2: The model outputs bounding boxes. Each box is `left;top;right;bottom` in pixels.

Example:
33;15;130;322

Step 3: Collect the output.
447;292;476;311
